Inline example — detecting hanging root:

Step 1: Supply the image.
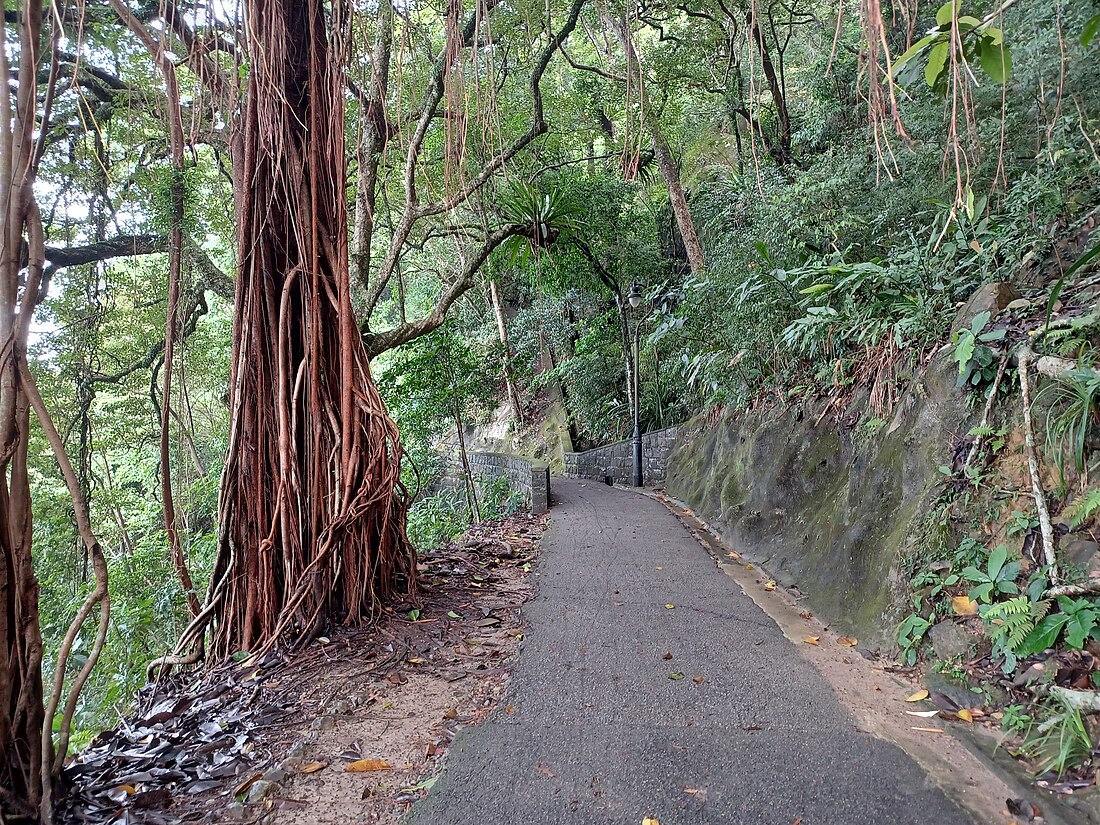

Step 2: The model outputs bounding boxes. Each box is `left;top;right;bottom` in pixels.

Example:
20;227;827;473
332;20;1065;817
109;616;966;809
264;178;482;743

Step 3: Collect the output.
1018;343;1060;584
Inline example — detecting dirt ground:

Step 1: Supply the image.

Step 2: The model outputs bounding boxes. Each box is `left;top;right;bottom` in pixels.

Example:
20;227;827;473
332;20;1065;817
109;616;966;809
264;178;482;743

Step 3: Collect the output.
61;512;545;825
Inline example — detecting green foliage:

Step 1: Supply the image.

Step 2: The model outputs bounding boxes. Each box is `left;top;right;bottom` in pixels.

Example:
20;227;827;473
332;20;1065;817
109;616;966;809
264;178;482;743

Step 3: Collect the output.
1061;487;1100;528
962;544;1020;603
1019;596;1100;655
897;612;934;665
1020;696;1093;778
980;596;1049;669
951;310;1006;389
894;3;1013;92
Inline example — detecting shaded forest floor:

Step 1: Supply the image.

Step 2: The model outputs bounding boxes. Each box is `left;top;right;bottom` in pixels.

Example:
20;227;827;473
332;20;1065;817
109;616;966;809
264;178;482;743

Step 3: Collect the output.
61;513;545;825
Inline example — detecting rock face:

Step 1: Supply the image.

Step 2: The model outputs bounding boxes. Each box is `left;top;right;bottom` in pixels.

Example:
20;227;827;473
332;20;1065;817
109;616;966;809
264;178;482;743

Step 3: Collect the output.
665;356;968;644
951;281;1017;331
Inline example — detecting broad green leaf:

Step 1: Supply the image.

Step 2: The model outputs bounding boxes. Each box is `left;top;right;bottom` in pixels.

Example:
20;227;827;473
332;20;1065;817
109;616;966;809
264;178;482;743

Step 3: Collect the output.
893;33;937;76
987;544;1008;579
925;42;950;87
969;310;991;336
978;39;1012;84
1019;614;1069;655
1082;13;1100;46
936;1;958;26
799;283;834;296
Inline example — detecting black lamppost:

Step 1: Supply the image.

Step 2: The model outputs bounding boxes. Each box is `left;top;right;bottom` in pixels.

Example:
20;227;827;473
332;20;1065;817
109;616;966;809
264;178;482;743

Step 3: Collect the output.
628;282;643;487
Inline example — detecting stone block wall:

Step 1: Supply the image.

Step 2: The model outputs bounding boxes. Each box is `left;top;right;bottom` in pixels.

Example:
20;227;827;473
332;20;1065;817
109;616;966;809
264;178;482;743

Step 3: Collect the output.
563;426;680;486
465;451;550;514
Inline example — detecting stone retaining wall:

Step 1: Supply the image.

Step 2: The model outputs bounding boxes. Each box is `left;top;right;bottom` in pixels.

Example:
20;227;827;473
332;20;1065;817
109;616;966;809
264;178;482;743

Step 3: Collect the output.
563;426;680;486
465;451;550;514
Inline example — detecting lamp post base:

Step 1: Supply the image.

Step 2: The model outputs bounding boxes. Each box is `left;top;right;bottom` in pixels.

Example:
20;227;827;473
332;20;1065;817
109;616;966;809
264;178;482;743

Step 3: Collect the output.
632;427;643;487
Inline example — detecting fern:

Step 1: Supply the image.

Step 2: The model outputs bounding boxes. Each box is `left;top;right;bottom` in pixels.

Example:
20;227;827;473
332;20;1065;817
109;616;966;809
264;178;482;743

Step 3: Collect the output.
982;596;1050;652
1062;488;1100;528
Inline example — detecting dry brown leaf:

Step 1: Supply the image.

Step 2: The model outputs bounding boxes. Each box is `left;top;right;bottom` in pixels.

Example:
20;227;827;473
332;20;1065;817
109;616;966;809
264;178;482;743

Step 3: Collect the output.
726;551;740;560
300;761;327;774
346;759;391;772
536;762;556;778
505;706;515;715
951;595;978;616
905;690;930;702
837;636;858;648
799;610;813;620
693;676;704;683
233;774;262;797
802;636;820;645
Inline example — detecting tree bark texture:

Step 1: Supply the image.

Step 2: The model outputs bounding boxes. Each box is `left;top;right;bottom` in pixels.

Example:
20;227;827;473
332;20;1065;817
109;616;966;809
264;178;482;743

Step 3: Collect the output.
207;0;415;659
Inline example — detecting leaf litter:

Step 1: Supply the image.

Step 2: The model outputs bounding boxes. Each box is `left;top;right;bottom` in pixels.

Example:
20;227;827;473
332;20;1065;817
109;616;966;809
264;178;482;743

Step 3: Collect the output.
60;512;546;825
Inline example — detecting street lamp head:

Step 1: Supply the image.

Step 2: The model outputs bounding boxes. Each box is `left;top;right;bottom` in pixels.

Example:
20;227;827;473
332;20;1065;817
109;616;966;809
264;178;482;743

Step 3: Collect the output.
627;282;642;309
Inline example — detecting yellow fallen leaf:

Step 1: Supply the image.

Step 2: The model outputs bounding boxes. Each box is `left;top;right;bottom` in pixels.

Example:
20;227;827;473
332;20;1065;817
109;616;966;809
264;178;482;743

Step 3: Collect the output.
665;604;675;609
300;761;327;774
802;636;820;645
956;709;974;723
905;710;940;718
951;595;978;616
346;759;391;772
837;636;858;647
642;818;660;825
763;580;776;591
745;564;754;570
905;690;929;703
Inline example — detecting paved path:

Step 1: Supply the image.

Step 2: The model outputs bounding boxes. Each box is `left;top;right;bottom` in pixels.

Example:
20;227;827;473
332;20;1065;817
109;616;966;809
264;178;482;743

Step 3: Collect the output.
412;480;973;825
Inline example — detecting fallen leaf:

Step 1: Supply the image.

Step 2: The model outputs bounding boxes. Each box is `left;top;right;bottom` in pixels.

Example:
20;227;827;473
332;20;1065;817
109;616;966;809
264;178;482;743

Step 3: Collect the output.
763;580;776;591
956;709;974;723
669;672;685;681
661;652;673;660
803;636;820;645
837;636;858;648
300;761;327;774
693;676;704;683
790;818;803;825
233;774;262;798
905;710;940;718
535;762;556;778
799;610;813;619
447;610;461;619
346;759;391;772
745;564;754;570
505;706;515;715
665;604;675;609
905;690;930;702
726;551;740;560
951;595;979;616
476;617;501;627
642;818;660;825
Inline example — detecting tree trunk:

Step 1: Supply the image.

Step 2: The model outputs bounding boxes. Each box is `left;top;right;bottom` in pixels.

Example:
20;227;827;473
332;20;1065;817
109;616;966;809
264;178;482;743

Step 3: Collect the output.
614;21;705;274
352;0;393;296
489;279;524;423
747;10;794;166
203;0;415;659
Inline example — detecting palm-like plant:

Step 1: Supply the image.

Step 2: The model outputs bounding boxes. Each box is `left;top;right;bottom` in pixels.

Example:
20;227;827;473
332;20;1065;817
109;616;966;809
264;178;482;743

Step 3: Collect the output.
497;181;582;263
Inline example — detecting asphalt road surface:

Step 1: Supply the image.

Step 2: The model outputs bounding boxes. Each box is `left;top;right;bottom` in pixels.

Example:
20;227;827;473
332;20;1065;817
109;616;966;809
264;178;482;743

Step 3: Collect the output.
411;479;973;825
